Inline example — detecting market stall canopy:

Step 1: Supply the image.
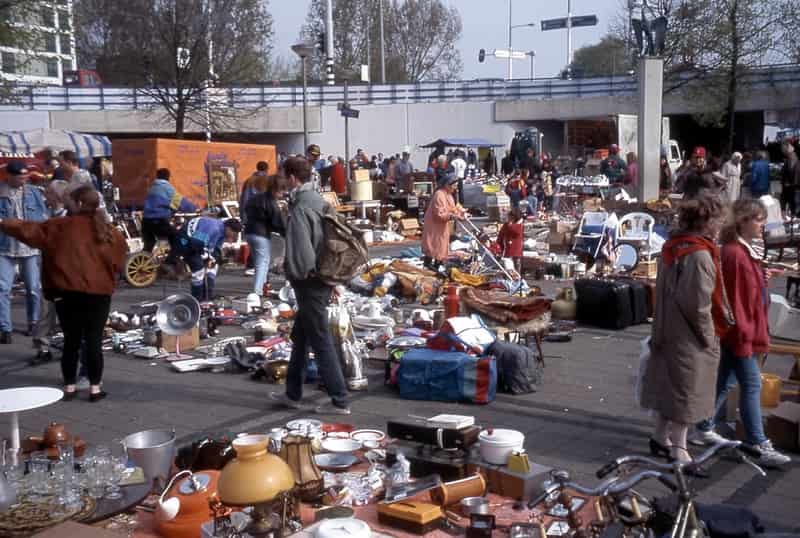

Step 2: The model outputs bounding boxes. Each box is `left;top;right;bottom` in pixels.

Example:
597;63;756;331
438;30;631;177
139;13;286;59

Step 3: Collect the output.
0;129;111;157
420;138;504;149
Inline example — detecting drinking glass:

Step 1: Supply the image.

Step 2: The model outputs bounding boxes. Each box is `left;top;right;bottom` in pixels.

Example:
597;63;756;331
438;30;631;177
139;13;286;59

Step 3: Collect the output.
105;439;127;500
2;448;24;487
86;456;107;500
50;461;70;517
27;451;51;501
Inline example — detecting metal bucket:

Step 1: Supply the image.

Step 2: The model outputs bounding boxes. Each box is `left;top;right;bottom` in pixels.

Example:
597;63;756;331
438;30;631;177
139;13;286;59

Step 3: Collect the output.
123;429;175;487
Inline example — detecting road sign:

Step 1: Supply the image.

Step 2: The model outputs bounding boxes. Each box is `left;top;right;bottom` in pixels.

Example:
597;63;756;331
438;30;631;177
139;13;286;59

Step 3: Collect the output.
541;14;598;31
340;106;360;119
492;49;526;60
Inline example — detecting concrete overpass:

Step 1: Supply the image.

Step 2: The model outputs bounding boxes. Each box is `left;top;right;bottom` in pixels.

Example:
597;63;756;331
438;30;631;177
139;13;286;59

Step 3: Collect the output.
1;64;798;159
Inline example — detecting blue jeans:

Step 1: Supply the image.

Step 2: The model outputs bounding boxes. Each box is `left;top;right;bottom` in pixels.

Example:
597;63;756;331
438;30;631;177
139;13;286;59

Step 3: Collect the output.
246;234;271;296
526;195;539;215
697;346;767;446
0;255;41;332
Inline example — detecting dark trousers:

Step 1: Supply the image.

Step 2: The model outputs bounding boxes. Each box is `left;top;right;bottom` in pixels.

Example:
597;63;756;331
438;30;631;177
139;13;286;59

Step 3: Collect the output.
286;279;349;408
54;292;111;386
780;186;796;216
141;218;174;253
170;234;216;301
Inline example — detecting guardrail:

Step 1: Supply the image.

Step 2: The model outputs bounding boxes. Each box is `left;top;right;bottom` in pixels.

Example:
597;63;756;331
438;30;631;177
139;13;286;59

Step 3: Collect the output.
2;64;799;111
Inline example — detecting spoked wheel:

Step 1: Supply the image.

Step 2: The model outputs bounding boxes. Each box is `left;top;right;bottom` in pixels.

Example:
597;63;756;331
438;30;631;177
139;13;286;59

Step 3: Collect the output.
124;252;159;288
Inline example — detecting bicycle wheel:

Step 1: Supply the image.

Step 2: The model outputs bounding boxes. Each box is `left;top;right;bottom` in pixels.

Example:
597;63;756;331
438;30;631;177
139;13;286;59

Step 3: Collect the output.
124;252;158;288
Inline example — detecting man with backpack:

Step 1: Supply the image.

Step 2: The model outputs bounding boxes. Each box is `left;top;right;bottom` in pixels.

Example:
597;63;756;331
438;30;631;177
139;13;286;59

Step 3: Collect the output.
271;157;351;415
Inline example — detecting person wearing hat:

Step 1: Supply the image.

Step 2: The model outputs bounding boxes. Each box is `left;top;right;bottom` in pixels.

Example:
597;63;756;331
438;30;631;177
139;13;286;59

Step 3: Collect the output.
0;161;49;344
678;147;718;199
421;172;465;271
306;144;326;191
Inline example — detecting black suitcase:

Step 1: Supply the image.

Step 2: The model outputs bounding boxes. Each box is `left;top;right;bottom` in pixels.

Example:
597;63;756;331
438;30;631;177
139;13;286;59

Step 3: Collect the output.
618;278;649;325
574;278;634;330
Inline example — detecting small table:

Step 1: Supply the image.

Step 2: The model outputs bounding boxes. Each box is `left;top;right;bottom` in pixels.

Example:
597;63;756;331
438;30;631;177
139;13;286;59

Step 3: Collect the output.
0;387;63;450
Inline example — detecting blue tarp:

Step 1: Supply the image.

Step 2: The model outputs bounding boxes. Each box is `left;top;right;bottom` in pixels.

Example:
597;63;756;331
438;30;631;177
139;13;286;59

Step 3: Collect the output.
421;138;504;149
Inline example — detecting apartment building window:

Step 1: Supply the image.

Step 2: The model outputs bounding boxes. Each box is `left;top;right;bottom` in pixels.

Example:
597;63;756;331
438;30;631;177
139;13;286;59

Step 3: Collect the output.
1;52;16;74
44;33;58;53
46;58;59;78
40;7;55;28
59;33;72;56
58;9;71;31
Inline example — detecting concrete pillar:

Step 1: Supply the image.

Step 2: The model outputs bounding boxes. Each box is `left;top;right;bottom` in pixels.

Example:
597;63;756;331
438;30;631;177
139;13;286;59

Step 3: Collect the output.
637;57;663;202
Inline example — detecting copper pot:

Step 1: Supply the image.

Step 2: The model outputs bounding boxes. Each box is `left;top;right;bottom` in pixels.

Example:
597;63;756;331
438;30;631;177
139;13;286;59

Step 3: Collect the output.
760;374;782;408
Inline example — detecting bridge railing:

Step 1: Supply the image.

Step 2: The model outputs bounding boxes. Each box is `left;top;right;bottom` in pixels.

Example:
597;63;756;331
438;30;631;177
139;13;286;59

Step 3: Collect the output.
1;64;798;111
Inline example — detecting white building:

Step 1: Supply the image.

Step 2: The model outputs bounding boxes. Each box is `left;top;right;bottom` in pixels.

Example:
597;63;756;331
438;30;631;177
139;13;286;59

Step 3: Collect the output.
0;1;77;85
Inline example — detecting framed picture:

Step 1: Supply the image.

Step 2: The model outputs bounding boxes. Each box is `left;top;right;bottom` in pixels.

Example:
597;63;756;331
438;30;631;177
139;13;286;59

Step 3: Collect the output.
221;201;240;219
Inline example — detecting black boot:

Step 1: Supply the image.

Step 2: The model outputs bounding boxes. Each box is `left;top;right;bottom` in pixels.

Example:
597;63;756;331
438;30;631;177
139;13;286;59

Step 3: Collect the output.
0;332;12;344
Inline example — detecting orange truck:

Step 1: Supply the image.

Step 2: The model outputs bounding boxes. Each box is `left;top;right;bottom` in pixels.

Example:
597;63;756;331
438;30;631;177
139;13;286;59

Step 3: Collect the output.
112;139;277;209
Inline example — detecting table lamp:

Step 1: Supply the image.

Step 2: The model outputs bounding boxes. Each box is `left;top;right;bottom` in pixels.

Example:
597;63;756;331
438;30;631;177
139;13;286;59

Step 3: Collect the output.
217;434;295;536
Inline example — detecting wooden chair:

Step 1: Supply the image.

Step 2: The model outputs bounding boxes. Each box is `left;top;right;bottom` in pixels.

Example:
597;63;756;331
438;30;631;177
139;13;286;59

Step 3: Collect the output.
321;191;355;216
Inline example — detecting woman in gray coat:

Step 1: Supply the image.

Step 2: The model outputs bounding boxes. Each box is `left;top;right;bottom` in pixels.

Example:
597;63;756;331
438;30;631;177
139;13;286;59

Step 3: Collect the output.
641;194;732;464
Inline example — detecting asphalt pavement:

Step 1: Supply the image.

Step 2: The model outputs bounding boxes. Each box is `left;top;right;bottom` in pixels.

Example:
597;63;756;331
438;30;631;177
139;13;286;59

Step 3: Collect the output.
0;242;797;531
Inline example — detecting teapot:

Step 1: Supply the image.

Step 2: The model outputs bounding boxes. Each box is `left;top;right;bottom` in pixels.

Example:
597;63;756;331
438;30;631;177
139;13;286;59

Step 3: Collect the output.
43;422;70;446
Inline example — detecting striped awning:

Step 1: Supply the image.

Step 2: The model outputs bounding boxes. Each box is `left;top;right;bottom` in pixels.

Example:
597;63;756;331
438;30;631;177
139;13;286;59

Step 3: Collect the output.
0;129;112;158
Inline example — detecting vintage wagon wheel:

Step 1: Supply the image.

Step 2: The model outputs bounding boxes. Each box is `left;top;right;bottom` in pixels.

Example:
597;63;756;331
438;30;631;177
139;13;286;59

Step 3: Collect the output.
124;252;158;288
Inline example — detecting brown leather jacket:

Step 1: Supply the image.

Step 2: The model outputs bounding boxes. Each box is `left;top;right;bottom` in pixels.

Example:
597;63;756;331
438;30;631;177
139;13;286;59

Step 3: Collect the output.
1;215;127;298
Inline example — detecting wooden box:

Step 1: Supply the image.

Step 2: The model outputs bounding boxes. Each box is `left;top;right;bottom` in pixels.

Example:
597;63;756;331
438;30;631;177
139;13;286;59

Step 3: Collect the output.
353;168;370;182
467;461;552;501
399;218;420;236
160;326;200;353
632;259;658;279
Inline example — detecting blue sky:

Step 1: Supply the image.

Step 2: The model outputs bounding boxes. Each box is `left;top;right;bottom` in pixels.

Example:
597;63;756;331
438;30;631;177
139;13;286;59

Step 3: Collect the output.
271;0;622;80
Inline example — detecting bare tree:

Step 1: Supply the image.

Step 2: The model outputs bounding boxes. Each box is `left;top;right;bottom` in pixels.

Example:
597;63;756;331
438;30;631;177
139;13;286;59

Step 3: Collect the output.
74;0;274;137
300;0;462;83
610;0;784;153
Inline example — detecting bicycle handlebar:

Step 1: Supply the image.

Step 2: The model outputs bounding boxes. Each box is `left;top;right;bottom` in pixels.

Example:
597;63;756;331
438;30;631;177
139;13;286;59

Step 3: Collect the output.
596;439;762;479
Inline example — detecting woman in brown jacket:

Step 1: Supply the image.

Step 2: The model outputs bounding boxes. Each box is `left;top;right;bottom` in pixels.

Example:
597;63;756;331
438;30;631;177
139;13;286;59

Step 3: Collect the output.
640;194;732;464
0;185;127;402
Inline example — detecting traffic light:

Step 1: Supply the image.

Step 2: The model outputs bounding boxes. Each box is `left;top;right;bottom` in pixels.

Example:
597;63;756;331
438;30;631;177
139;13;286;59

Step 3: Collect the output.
317;32;326;53
478;49;485;63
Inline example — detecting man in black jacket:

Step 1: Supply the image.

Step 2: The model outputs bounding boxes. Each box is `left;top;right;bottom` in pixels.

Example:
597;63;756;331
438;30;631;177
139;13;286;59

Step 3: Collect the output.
270;157;350;415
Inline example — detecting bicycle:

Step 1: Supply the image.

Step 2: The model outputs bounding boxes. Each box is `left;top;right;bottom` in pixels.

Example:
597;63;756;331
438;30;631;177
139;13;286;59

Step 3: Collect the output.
527;440;766;538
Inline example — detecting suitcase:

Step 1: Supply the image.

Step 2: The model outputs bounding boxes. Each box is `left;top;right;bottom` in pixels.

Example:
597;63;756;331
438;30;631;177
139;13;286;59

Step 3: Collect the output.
619;278;649;325
574;278;634;330
397;349;497;404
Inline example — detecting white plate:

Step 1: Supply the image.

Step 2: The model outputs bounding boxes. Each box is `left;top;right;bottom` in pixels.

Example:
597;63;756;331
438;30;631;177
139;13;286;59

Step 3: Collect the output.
321;438;361;453
314;453;359;471
286;418;322;431
350;429;386;443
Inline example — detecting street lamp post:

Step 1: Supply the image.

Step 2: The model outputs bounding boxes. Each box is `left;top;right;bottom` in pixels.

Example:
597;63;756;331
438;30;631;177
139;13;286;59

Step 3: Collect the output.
527;50;536;79
292;43;316;153
508;15;537;80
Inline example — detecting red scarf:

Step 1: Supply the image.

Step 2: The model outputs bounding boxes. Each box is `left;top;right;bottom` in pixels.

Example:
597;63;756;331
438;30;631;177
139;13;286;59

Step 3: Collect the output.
661;234;734;337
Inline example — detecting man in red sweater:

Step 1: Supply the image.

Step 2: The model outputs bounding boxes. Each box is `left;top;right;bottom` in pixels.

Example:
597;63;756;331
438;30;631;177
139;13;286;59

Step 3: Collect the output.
692;200;790;468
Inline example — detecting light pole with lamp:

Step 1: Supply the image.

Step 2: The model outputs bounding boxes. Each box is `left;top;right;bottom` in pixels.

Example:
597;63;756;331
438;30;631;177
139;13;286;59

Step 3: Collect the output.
526;50;536;79
508;13;536;80
291;42;316;153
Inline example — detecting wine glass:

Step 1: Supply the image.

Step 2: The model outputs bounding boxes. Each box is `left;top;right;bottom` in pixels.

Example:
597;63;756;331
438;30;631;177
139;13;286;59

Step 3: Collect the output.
104;439;128;500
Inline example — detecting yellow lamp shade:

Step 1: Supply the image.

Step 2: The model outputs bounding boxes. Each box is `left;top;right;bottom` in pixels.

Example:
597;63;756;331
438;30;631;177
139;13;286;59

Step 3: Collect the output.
217;434;295;506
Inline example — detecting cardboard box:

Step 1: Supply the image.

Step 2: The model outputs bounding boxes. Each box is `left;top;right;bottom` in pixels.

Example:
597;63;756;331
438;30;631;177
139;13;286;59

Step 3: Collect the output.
353;168;370;182
399;218;420;236
765;401;800;453
160;326;200;353
633;259;658;279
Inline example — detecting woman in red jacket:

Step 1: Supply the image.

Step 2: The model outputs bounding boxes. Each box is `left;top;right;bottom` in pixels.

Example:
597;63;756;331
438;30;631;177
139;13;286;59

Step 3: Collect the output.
692;199;790;467
497;207;524;274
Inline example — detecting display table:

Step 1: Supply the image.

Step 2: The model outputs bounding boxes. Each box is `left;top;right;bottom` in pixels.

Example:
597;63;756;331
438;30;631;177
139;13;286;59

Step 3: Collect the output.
0;387;63;450
763;338;800;381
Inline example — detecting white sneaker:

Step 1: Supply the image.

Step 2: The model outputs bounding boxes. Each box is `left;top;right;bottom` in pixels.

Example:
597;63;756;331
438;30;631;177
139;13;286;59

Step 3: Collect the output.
688;428;730;446
269;392;304;410
314;404;352;415
245;269;256;276
750;440;791;468
76;377;90;391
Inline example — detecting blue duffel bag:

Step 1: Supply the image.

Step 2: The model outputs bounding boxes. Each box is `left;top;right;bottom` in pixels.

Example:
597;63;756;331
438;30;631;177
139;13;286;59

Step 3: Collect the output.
396;348;497;404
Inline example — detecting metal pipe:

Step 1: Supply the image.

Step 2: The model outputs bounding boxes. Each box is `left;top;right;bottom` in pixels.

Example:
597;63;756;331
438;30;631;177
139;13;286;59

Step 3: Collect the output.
507;0;513;80
301;55;308;151
326;0;335;85
344;80;350;183
379;0;386;84
566;0;573;74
